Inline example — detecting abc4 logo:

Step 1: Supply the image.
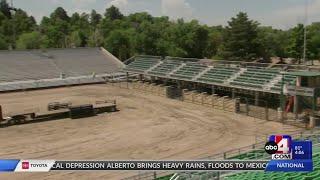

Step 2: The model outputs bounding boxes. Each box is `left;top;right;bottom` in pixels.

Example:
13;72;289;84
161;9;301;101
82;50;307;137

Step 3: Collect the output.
265;135;291;155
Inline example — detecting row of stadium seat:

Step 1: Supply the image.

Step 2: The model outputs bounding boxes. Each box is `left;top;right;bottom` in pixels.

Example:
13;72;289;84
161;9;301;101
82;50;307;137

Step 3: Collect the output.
230;67;280;89
123;56;161;72
197;66;239;84
170;63;207;80
148;60;182;76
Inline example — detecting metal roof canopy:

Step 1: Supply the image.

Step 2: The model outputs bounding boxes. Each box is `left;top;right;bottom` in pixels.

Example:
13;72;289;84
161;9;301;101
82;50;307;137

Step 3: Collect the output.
283;71;320;77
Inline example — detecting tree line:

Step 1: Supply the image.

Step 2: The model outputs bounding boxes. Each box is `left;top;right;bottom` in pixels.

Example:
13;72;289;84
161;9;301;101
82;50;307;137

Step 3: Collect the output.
0;0;319;62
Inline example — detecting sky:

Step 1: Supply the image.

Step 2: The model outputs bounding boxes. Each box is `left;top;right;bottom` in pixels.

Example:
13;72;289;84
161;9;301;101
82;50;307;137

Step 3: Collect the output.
11;0;320;29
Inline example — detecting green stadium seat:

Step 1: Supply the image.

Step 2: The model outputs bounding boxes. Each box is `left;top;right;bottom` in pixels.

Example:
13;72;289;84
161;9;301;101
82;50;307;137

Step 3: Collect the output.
148;60;183;76
196;66;240;84
231;67;279;89
124;56;161;72
170;62;208;80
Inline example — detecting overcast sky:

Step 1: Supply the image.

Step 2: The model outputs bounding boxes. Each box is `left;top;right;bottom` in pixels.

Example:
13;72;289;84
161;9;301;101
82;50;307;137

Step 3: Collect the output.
12;0;320;29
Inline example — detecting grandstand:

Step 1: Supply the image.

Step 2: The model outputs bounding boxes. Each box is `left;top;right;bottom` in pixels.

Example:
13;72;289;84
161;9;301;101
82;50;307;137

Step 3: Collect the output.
124;55;320;124
0;47;125;92
123;56;305;94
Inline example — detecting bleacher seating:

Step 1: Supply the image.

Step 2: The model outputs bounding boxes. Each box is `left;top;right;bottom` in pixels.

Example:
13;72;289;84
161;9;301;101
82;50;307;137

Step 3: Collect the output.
0;48;124;91
271;74;297;92
124;56;160;73
197;66;240;84
46;48;122;76
124;56;312;94
170;62;207;80
230;67;280;89
0;51;61;82
0;48;123;83
148;60;182;76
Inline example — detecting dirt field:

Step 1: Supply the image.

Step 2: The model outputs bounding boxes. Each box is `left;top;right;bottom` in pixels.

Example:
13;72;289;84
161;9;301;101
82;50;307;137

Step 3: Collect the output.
0;84;301;179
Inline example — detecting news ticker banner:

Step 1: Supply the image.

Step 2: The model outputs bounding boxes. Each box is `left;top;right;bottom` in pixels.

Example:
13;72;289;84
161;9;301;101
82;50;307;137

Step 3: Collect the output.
0;135;314;173
0;160;268;172
0;159;313;172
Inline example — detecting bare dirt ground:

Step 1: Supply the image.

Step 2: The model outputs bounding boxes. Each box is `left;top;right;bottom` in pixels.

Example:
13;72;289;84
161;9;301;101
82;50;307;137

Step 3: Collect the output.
0;84;302;179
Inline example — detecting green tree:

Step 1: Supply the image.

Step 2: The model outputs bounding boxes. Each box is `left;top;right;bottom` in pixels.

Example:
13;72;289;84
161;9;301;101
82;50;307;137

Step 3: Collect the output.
88;29;103;47
104;5;123;21
13;9;36;35
205;26;223;58
0;34;7;49
0;0;11;18
90;10;101;27
287;24;304;62
40;8;71;48
221;12;260;61
256;27;290;61
69;30;87;47
307;23;320;60
16;31;44;49
50;7;69;22
167;19;209;58
105;29;132;60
